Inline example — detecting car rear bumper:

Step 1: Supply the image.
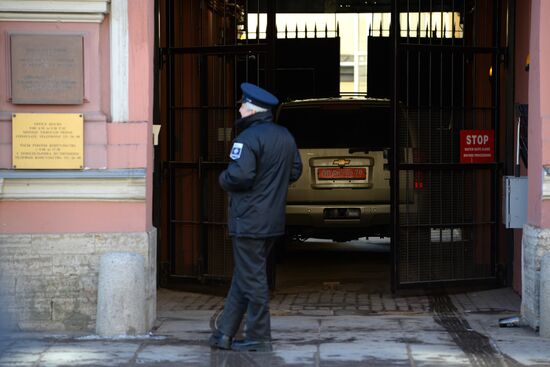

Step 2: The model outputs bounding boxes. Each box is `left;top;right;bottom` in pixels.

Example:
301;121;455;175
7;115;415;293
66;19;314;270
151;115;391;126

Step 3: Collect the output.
285;204;390;228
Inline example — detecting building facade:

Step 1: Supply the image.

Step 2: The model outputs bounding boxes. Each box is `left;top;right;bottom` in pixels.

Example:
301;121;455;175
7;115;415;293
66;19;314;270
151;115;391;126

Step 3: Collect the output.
519;0;550;330
0;0;156;331
0;0;548;334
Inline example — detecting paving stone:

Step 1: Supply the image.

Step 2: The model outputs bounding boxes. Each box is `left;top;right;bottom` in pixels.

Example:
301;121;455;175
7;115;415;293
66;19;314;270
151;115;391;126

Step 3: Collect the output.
137;344;211;365
409;343;471;366
0;287;544;367
271;317;320;331
319;340;409;363
0;352;42;365
155;319;211;337
321;316;402;331
273;344;317;365
40;342;139;367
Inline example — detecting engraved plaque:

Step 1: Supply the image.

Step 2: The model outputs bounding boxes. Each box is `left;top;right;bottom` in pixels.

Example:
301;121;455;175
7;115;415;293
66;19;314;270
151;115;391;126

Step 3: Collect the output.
10;34;84;104
12;113;84;169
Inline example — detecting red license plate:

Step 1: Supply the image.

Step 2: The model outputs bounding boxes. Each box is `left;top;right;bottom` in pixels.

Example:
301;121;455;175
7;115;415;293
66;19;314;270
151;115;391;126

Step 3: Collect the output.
318;167;367;180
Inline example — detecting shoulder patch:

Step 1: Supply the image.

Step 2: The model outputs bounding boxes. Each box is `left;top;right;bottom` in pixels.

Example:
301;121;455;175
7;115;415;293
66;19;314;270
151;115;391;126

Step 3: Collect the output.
230;142;244;160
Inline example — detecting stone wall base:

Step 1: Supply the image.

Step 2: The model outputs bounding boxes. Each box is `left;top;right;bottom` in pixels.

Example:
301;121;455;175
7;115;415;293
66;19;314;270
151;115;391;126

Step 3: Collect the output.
0;229;156;332
521;224;550;330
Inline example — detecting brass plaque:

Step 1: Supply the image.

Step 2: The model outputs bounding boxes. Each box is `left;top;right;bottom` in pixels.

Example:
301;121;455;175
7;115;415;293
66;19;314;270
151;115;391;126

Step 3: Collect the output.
10;34;84;104
12;113;84;169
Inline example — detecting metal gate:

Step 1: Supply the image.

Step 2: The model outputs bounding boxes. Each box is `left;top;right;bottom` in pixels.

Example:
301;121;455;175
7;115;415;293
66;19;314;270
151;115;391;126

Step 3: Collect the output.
158;1;273;287
391;0;506;288
158;0;508;290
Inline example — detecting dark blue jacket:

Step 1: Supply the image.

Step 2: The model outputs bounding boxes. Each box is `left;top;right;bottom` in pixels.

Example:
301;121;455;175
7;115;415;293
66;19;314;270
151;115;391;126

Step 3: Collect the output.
219;111;302;238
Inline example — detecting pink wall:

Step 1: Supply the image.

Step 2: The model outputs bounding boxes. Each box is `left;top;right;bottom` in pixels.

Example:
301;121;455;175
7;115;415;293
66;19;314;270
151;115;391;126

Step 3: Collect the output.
0;201;147;233
128;0;155;230
0;1;156;234
0;22;105;115
0;121;149;234
100;16;111;121
107;123;149;168
128;0;154;123
0;121;148;169
0;20;109;171
528;0;550;227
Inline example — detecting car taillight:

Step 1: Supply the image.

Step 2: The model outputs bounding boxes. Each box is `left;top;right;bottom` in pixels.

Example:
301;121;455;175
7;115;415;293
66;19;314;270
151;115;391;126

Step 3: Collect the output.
414;170;424;189
412;148;424;189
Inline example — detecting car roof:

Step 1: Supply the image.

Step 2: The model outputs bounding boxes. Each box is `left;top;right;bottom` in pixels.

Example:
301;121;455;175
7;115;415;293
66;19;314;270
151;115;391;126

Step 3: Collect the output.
278;96;390;108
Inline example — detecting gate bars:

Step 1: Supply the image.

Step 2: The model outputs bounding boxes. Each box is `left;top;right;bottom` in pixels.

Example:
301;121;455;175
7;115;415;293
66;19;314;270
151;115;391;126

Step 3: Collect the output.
161;1;270;286
391;0;506;288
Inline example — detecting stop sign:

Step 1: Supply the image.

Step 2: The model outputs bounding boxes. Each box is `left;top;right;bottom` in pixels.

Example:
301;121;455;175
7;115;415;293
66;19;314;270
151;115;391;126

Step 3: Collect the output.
460;129;494;163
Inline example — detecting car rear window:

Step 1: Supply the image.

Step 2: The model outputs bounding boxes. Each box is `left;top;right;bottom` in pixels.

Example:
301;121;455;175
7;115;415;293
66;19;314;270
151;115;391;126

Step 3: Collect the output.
277;104;391;149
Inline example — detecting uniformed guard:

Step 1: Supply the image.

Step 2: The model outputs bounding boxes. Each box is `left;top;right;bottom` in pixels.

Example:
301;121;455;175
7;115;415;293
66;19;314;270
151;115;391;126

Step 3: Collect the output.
209;82;303;352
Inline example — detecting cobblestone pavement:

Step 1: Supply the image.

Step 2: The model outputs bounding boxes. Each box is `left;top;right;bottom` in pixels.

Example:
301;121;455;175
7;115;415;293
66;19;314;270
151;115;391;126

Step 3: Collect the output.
158;280;521;315
158;287;432;314
2;287;550;366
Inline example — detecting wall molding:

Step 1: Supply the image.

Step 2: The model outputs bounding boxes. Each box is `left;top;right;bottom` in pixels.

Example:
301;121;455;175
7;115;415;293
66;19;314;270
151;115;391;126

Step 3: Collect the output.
0;169;145;201
110;0;129;122
0;0;129;123
0;111;108;123
0;177;145;201
0;1;110;23
0;1;109;13
0;12;105;22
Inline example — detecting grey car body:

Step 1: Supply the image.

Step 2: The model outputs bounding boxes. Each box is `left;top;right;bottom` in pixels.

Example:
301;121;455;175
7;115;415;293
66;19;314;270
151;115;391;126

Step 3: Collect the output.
276;97;394;242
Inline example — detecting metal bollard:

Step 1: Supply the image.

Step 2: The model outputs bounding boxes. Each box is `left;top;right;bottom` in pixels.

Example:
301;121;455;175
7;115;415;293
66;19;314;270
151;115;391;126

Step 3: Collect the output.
96;252;146;337
541;253;550;338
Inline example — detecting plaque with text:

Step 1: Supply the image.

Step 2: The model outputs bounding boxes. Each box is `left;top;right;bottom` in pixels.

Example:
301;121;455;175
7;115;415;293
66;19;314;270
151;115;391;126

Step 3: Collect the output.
10;34;84;104
12;113;84;169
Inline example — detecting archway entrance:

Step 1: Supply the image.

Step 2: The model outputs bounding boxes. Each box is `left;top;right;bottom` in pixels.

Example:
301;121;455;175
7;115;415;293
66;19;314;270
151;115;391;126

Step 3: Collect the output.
156;0;508;293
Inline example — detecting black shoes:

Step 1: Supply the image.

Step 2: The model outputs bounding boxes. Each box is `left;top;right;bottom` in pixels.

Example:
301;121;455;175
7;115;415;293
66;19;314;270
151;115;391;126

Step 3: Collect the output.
208;332;232;350
209;332;273;352
231;339;273;352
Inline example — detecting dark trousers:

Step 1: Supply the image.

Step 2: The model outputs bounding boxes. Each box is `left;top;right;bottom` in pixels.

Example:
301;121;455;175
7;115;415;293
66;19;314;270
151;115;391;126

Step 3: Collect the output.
217;237;275;341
